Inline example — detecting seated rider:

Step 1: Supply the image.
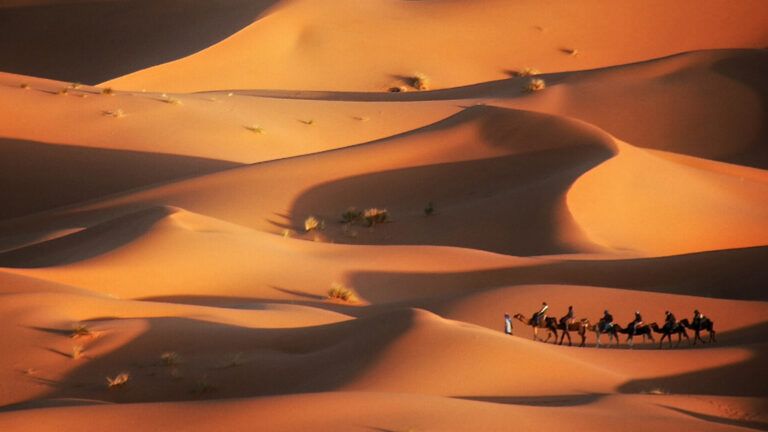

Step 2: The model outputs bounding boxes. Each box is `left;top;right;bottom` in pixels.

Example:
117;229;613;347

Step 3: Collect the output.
559;305;574;329
629;310;643;335
664;310;677;331
531;302;549;326
601;309;614;332
692;309;705;328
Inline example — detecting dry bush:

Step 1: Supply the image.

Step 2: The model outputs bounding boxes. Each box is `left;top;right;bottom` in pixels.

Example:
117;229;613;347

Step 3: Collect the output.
71;345;84;360
512;67;540;77
300;119;315;125
107;372;130;389
341;207;363;224
412;73;430;90
524;78;546;92
20;83;30;89
327;283;355;302
101;87;115;95
57;88;69;96
103;109;125;118
363;208;389;226
304;216;323;232
160;351;181;366
245;125;264;134
388;86;408;93
71;324;92;338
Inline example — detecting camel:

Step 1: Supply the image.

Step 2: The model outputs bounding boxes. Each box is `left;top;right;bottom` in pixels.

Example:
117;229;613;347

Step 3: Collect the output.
679;318;716;345
555;319;590;347
616;322;655;348
583;319;619;348
650;322;690;348
513;313;558;343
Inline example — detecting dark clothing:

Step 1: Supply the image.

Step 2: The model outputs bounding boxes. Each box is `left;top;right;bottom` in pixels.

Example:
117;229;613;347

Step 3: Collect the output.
665;313;677;331
601;312;613;332
560;309;574;326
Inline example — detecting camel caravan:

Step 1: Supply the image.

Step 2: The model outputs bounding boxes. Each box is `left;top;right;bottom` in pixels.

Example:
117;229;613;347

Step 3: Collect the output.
503;303;716;349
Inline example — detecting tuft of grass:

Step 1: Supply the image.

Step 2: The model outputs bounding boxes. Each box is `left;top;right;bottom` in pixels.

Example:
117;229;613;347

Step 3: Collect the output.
327;282;355;302
363;208;389;226
512;67;540;77
160;351;181;366
524;78;546;92
245;125;264;134
412;73;430;90
106;372;130;389
103;109;125;118
71;323;92;338
71;345;85;360
20;83;30;89
101;87;115;95
299;119;315;125
424;202;435;216
304;216;324;232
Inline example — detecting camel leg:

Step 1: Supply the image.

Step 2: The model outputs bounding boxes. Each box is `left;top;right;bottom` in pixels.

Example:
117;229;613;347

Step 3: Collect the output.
711;330;717;343
595;332;601;348
566;331;572;347
533;326;538;341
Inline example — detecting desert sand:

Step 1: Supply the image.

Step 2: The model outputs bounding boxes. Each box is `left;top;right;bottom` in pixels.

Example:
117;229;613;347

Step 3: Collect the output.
0;0;767;431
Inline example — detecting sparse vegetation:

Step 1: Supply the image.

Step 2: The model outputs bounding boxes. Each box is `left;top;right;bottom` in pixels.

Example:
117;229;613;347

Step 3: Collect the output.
245;125;264;134
512;67;540;77
71;323;92;338
363;208;389;226
341;207;363;224
327;282;355;302
412;73;430;90
103;109;125;118
20;83;30;89
388;86;408;93
162;97;183;105
424;202;435;216
563;48;579;56
69;82;82;89
353;116;370;122
524;78;546;92
57;88;69;96
300;119;315;125
160;351;181;366
71;345;84;360
304;216;323;232
101;87;115;95
106;372;130;389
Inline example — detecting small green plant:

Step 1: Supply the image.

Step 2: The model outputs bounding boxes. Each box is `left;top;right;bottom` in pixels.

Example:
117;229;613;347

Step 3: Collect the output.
424;202;435;216
71;345;84;360
327;283;355;302
524;78;546;92
412;73;430;90
363;208;388;226
101;87;115;95
107;372;130;389
71;324;92;338
160;351;181;366
304;216;323;232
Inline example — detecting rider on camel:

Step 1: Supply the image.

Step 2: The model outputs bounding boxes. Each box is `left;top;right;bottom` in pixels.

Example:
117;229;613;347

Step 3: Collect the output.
629;310;643;335
531;302;548;326
601;309;614;332
692;309;706;328
664;310;677;331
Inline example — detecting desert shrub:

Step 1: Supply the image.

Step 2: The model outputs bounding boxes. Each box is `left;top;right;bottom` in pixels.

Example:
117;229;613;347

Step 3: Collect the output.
71;345;84;360
341;207;363;224
245;125;264;134
388;86;408;93
524;78;546;92
327;283;355;302
513;67;540;77
103;109;125;118
106;372;130;389
304;216;323;232
101;87;115;95
20;83;30;89
363;208;388;226
71;324;92;338
412;73;430;90
160;351;181;366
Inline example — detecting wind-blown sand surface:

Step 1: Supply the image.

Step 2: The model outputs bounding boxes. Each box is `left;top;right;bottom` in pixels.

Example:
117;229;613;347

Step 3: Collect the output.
1;1;767;431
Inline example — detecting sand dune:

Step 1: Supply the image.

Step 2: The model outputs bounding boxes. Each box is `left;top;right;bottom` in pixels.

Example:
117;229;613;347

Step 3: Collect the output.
1;1;766;430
